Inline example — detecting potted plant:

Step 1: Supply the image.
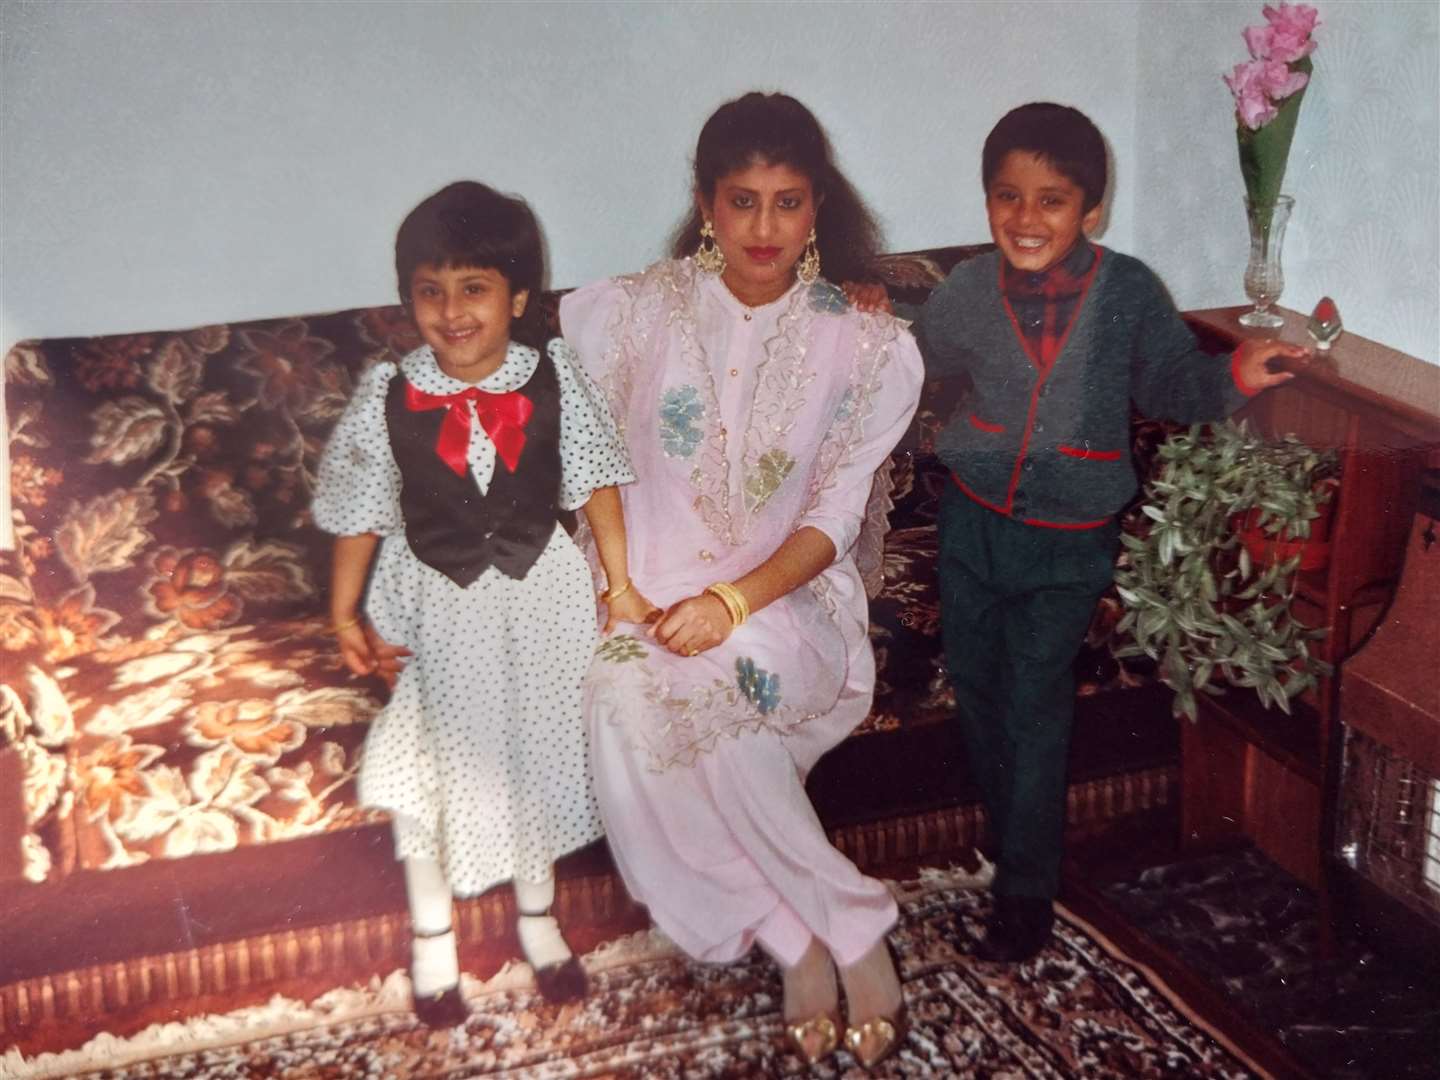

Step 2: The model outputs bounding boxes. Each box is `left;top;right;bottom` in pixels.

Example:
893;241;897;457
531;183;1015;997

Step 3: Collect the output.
1113;419;1337;721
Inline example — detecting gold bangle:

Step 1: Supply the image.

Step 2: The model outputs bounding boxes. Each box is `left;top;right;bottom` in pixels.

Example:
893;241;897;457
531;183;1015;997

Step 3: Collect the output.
719;582;750;625
704;582;749;627
332;614;363;634
602;580;632;603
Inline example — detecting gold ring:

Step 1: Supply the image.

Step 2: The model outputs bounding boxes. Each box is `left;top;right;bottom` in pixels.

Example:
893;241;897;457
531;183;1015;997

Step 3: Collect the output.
685;648;697;657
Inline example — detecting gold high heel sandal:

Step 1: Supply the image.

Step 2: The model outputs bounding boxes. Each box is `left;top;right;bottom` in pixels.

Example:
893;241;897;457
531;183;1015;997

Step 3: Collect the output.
786;1012;841;1065
844;1007;907;1071
841;938;908;1070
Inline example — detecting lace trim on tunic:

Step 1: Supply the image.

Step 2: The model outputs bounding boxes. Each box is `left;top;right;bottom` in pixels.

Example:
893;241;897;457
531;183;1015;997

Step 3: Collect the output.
593;259;835;548
591;636;822;772
802;312;903;600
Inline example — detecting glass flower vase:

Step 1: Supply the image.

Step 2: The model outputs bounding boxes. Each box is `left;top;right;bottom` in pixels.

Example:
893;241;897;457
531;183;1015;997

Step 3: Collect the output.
1239;194;1294;328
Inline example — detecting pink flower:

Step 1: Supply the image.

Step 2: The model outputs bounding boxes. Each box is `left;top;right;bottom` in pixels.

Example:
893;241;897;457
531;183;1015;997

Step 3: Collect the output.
1225;56;1310;129
1264;3;1319;39
1246;3;1319;63
1257;58;1309;100
1225;60;1280;130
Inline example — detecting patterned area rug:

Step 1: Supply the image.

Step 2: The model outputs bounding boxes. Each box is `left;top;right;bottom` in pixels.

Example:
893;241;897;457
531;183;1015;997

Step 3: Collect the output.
4;867;1266;1079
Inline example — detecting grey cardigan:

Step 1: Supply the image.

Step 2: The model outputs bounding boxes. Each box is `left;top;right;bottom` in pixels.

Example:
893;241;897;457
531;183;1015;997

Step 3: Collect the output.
906;247;1249;528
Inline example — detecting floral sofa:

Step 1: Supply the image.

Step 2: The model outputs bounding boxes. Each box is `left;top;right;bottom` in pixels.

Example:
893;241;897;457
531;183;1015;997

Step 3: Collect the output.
0;246;1179;1042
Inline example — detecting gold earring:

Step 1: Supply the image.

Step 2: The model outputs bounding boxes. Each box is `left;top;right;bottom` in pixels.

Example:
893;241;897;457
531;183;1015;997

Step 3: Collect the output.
695;219;727;275
797;228;820;285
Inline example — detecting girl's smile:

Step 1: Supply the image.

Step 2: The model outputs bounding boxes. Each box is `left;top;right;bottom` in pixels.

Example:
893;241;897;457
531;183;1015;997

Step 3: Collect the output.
408;264;528;383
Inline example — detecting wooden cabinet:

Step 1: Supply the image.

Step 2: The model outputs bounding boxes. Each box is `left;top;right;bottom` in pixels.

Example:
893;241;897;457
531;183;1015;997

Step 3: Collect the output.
1179;307;1440;889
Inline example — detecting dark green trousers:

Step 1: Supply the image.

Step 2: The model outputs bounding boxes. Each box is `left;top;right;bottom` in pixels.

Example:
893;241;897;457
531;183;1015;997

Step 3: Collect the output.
937;486;1119;899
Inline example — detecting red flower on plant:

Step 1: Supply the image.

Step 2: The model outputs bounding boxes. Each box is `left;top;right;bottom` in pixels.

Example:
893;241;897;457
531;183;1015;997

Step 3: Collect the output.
148;548;243;629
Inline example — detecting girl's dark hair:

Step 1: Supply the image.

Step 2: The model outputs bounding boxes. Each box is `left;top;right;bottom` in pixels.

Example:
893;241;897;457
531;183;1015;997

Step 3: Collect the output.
669;92;884;284
395;181;548;347
981;103;1108;211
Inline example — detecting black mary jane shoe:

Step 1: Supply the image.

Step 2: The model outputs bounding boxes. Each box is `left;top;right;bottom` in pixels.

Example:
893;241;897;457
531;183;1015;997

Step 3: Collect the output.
534;955;589;1004
413;984;470;1028
974;896;1054;964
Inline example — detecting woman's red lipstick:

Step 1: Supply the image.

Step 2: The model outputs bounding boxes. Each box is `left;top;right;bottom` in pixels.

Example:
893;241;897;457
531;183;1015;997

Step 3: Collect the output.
744;246;782;261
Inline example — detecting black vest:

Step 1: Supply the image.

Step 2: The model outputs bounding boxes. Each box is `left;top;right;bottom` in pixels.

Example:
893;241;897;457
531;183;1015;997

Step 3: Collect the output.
385;350;562;587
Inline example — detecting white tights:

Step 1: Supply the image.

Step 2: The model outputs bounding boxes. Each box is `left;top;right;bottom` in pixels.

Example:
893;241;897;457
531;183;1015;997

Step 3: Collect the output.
403;858;571;991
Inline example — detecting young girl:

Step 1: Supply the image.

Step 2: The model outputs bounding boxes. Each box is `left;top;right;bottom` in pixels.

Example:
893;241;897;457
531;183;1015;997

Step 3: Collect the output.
314;181;652;1026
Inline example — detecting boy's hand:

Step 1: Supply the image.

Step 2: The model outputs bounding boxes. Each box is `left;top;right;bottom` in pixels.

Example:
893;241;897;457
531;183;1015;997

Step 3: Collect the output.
842;280;893;314
1234;339;1311;393
603;586;661;634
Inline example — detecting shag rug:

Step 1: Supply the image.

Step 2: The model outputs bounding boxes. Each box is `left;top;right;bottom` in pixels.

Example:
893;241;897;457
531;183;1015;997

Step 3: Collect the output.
4;866;1266;1079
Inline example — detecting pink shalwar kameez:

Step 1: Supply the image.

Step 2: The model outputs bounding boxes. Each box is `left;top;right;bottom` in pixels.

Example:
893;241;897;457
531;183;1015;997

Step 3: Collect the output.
560;259;923;969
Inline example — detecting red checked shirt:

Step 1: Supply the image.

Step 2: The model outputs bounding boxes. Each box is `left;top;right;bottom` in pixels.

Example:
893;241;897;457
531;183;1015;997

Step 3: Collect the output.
1000;241;1097;373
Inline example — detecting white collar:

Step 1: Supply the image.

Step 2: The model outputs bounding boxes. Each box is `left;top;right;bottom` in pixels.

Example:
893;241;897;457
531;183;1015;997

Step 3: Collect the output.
401;341;541;394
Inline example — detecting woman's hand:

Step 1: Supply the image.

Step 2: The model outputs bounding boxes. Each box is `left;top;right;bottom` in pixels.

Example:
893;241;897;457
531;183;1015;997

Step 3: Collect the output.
604;585;661;633
652;593;734;657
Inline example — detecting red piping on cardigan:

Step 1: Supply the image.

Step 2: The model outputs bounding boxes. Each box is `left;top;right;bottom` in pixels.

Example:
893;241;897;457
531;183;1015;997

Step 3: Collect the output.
968;413;1006;433
951;471;1111;530
1058;444;1123;462
997;247;1105;513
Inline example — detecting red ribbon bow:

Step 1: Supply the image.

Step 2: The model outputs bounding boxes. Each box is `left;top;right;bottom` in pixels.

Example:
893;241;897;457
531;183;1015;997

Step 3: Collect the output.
404;381;533;476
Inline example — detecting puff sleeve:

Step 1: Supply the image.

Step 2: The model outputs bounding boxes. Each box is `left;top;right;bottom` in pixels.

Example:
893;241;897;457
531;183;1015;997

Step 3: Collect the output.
312;360;403;536
550;338;635;511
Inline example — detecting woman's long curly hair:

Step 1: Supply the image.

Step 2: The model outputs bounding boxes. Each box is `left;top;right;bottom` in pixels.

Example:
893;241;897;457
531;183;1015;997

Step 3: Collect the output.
669;92;884;285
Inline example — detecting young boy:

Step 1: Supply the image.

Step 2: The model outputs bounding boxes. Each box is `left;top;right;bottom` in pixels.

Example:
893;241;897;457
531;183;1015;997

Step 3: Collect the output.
906;103;1307;962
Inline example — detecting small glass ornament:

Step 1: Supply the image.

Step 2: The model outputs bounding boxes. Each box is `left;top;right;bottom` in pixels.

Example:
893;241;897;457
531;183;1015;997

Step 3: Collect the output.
1307;296;1343;351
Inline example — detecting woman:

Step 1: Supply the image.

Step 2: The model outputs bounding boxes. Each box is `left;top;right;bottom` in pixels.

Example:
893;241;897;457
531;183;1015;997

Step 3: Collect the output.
561;92;923;1069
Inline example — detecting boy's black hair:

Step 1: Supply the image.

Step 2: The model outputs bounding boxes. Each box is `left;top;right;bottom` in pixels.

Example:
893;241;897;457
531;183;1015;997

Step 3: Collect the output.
670;91;884;285
395;181;547;346
982;103;1107;211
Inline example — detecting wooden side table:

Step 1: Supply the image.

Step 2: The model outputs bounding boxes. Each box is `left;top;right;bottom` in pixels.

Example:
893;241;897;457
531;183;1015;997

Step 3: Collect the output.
1179;307;1440;892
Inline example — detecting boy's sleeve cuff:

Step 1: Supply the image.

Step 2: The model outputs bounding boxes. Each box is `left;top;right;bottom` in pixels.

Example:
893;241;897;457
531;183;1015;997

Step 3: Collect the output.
1230;349;1261;397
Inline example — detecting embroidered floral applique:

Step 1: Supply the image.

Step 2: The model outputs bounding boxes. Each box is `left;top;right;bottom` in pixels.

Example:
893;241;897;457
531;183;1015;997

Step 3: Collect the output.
735;657;781;715
659;384;704;458
596;634;647;664
743;449;795;514
807;281;850;314
834;387;855;421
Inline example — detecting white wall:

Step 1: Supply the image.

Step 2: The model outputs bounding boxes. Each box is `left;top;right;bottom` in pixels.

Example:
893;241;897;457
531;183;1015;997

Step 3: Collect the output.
0;0;1139;347
1135;0;1439;364
1;0;1434;364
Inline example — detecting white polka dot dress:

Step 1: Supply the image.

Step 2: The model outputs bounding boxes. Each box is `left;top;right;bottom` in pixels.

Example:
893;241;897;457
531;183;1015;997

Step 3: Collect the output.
314;339;634;896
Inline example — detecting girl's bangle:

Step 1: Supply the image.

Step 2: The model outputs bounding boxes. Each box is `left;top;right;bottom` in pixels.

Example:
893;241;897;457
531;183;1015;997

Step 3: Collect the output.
602;580;632;603
333;614;363;634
